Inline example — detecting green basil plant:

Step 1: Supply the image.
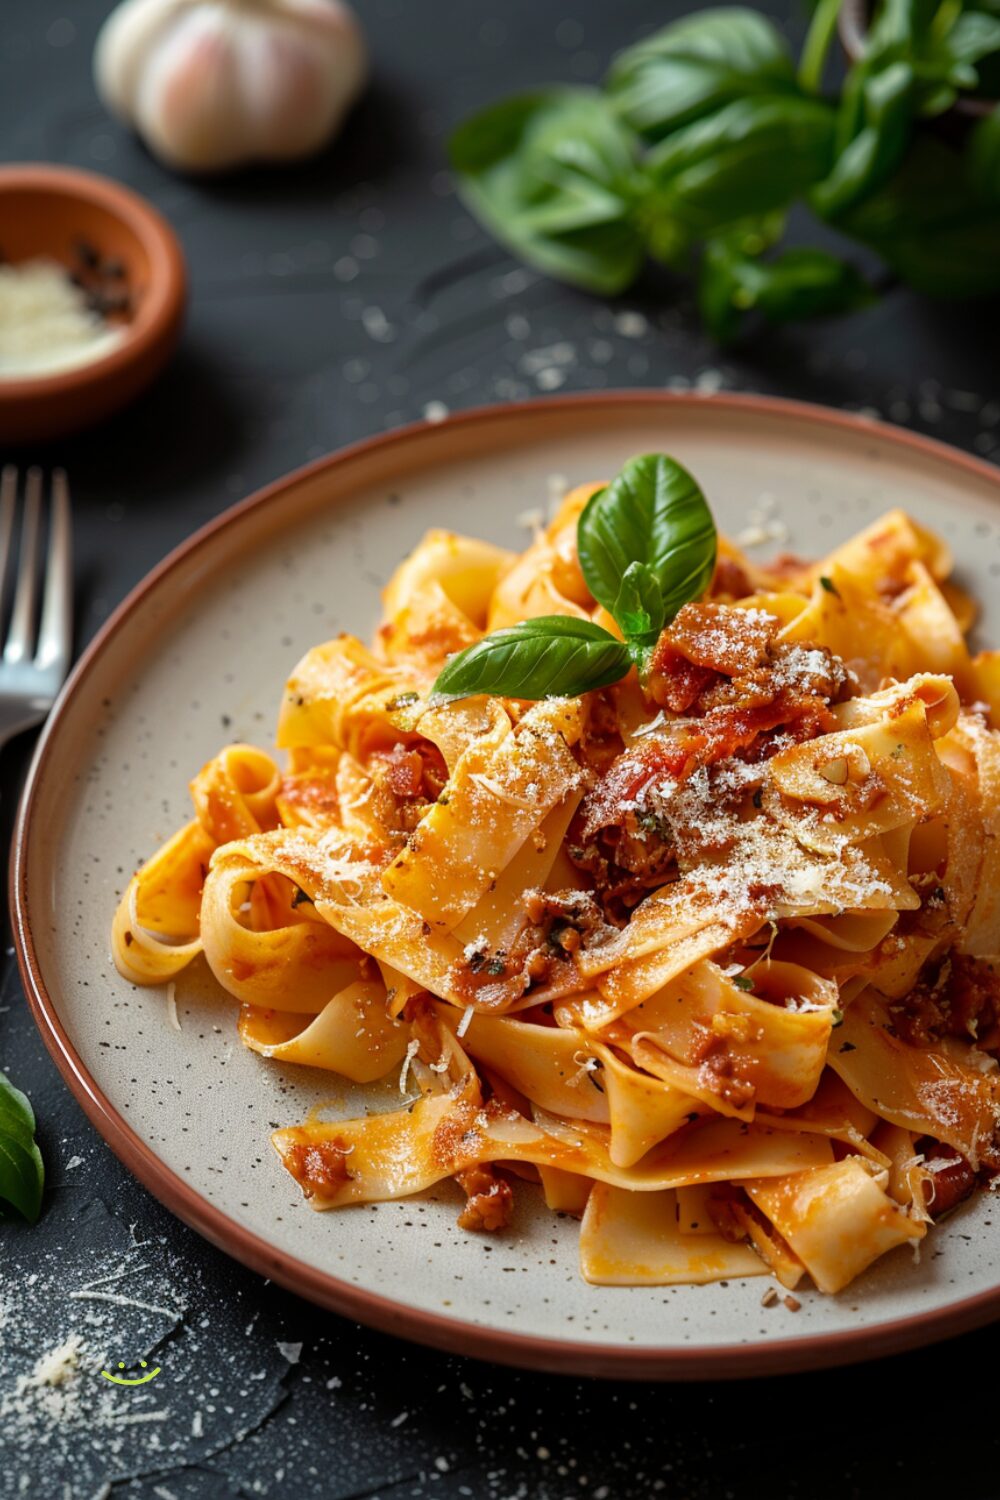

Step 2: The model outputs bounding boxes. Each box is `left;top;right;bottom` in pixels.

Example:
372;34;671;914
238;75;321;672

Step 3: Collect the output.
450;0;1000;340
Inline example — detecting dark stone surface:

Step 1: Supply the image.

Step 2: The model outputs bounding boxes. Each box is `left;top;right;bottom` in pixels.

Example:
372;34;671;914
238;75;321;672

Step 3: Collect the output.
2;1;999;1495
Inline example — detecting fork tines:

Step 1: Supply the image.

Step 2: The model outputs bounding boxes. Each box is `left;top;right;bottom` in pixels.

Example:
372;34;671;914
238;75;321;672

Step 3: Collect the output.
0;464;72;682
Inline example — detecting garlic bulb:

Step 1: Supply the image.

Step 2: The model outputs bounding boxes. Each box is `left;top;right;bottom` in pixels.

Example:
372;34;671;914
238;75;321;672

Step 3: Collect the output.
95;0;368;173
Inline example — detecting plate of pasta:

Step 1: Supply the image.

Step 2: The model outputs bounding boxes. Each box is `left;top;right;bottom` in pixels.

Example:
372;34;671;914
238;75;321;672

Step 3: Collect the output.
15;392;1000;1377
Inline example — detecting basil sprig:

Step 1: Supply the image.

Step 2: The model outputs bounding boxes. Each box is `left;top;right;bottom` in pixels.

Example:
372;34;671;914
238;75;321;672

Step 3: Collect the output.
0;1069;44;1222
450;2;1000;342
432;453;716;702
577;454;717;628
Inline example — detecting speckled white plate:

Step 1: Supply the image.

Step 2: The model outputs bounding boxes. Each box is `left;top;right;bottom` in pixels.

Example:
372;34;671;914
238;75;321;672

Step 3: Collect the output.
15;393;1000;1378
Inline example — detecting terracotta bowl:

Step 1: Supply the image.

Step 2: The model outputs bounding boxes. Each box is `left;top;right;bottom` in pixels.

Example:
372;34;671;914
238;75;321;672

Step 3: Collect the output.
0;164;187;444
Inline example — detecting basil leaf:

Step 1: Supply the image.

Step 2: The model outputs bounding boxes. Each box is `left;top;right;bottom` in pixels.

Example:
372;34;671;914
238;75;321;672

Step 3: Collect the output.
449;90;646;294
578;454;717;627
432;616;631;702
0;1070;44;1222
640;96;836;262
843;133;1000;296
935;9;1000;70
607;8;797;142
612;562;664;676
699;240;873;341
813;61;916;218
613;560;666;642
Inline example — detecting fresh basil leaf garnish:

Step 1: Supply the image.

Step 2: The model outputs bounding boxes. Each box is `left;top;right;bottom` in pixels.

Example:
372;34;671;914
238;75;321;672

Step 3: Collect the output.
431;452;718;702
432;616;631;702
613;559;666;642
612;561;666;674
577;454;717;628
0;1070;44;1222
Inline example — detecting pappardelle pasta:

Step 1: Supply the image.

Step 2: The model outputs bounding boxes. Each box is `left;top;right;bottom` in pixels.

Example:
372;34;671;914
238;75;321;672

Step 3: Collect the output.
113;454;1000;1297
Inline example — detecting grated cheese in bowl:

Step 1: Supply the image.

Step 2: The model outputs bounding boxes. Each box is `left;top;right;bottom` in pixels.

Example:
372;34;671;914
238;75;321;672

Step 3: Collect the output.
0;257;126;380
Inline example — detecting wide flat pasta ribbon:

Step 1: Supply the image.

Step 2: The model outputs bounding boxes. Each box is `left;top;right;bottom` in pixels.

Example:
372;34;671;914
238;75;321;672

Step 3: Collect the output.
273;1100;834;1209
828;989;1000;1169
579;1184;768;1286
381;698;583;930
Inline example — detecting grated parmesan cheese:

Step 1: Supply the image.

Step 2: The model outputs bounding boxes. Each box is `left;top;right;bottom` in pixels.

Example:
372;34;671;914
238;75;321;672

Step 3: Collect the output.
468;771;539;808
516;507;545;533
0;259;125;378
456;1005;475;1039
28;1336;83;1389
637;755;894;921
398;1038;420;1094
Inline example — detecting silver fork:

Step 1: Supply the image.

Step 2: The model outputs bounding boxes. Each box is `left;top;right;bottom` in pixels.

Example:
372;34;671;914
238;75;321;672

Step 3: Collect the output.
0;467;73;751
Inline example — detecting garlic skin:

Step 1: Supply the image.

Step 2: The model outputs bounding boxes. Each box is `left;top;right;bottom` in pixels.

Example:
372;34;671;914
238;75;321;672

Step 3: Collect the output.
95;0;368;173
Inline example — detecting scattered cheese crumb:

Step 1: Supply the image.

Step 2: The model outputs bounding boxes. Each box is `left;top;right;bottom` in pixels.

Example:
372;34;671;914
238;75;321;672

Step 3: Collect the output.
398;1038;420;1094
695;367;725;394
29;1336;83;1388
165;981;181;1032
613;310;648;338
737;517;790;548
456;1006;475;1039
516;507;545;534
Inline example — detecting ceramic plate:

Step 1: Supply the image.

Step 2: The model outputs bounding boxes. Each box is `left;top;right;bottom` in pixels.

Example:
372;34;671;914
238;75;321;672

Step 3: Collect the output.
15;393;1000;1379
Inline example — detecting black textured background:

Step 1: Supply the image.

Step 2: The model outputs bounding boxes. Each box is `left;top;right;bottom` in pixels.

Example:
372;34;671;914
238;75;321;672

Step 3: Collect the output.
2;2;1000;1496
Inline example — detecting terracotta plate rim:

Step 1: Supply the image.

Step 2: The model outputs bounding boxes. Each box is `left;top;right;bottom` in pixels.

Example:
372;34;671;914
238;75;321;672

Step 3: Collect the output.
12;390;1000;1380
